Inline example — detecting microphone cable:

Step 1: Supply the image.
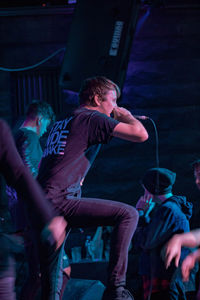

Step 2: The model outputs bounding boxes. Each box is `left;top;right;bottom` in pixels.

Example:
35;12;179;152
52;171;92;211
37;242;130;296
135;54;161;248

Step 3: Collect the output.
135;115;159;169
148;117;159;169
145;117;160;300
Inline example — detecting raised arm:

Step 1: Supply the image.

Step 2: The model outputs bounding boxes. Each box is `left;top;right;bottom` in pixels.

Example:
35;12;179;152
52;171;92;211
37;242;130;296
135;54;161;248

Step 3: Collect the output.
0;119;66;248
112;106;148;142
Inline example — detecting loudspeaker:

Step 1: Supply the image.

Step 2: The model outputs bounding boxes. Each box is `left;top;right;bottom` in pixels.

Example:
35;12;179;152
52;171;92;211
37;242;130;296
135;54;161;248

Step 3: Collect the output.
63;279;105;300
59;0;140;92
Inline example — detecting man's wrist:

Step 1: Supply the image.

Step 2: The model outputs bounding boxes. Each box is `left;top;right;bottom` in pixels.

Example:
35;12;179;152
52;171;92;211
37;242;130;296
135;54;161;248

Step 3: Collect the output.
137;208;144;216
121;114;137;124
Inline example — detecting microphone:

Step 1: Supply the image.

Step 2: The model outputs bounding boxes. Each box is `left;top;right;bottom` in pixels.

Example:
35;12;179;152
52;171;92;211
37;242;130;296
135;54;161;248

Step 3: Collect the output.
133;115;149;120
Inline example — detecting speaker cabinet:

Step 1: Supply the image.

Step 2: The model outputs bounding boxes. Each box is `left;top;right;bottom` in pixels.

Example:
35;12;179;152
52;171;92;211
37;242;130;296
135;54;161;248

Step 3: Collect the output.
59;0;140;92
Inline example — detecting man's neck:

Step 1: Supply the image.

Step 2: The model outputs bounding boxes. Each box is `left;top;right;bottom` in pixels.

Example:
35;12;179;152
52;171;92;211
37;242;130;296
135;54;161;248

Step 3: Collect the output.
82;104;98;112
153;192;173;204
20;121;37;134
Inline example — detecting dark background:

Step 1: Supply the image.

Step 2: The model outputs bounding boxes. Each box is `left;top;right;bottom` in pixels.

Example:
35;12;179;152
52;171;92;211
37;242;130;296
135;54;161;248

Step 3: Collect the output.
0;1;200;225
1;1;200;299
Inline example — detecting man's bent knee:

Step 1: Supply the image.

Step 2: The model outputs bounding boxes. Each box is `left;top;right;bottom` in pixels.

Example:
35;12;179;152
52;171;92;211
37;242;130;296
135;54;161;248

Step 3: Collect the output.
120;204;139;223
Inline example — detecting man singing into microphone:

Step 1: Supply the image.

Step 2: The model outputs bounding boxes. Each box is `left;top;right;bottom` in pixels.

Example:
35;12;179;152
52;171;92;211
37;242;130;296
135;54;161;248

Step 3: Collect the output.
37;76;148;300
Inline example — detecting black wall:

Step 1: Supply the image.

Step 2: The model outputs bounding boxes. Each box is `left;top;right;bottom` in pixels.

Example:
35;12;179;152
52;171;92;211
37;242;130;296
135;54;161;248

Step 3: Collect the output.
0;4;200;227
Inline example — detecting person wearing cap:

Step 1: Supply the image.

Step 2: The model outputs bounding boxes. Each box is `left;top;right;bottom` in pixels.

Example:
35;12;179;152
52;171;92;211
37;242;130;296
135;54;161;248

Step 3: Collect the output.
134;167;197;300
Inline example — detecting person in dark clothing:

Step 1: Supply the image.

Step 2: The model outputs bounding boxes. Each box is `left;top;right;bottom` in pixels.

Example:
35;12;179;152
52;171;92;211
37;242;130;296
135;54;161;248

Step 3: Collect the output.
0;119;66;300
37;76;149;300
7;100;55;231
134;167;197;300
7;100;70;300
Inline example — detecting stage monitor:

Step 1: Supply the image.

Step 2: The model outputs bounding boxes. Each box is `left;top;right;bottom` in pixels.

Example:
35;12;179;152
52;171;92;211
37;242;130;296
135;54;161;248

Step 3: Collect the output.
59;0;140;92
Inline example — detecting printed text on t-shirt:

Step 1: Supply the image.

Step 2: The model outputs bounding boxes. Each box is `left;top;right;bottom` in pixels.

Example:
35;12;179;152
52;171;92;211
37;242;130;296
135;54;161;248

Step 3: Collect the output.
43;117;73;157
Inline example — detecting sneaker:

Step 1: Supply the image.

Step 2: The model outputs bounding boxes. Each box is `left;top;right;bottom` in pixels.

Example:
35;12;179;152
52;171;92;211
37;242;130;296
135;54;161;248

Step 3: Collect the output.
102;286;134;300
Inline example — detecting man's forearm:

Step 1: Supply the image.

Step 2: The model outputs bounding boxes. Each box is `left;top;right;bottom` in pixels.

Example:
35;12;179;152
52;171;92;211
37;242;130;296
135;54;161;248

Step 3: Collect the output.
178;230;200;248
189;229;200;246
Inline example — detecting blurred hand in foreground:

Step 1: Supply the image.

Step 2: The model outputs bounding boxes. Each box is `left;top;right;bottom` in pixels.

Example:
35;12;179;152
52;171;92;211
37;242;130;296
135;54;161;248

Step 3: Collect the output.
48;216;67;250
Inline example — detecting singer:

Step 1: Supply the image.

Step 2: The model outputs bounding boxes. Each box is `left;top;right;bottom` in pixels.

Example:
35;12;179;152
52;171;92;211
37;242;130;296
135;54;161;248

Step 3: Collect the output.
37;76;148;300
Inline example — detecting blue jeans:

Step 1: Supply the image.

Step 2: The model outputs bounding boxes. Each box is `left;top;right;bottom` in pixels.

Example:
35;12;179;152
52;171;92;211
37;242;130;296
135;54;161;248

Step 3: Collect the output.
42;196;138;296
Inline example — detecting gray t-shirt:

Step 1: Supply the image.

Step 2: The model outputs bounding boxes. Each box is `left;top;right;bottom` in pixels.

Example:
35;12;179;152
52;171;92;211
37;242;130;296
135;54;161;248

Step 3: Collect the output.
37;107;119;206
